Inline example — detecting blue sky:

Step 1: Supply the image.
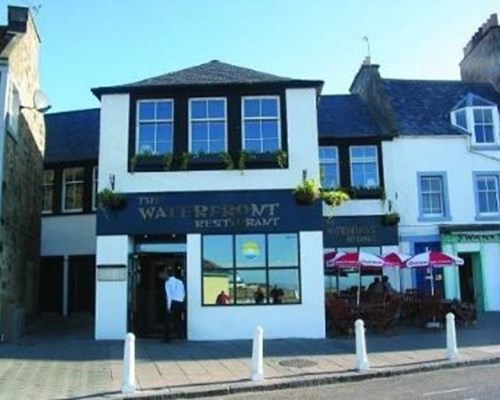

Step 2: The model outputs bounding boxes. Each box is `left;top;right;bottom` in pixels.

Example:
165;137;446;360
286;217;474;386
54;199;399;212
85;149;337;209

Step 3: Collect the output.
4;1;499;112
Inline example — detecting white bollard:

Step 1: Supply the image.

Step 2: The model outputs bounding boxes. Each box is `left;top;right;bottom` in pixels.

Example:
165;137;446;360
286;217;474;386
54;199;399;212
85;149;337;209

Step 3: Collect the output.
121;333;136;394
251;325;264;382
355;319;369;371
446;313;459;361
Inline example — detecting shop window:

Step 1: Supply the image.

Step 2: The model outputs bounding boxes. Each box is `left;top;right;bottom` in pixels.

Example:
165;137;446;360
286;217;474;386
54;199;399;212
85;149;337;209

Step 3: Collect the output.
242;96;281;153
319;146;339;188
62;167;84;213
189;98;227;153
474;172;500;219
136;99;174;154
417;172;451;221
349;145;379;187
42;169;54;214
202;233;300;306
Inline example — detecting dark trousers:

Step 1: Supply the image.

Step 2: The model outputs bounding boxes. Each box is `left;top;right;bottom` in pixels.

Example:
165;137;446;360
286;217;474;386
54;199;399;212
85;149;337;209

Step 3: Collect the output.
164;301;184;340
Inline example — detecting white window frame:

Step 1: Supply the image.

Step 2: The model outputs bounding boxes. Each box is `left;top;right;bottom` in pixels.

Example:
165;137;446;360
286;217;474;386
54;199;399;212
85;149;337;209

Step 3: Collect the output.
241;95;281;153
188;97;227;153
135;99;174;155
420;175;445;217
92;166;98;211
319;146;339;188
7;82;20;138
62;167;84;213
451;106;500;146
475;174;500;216
349;145;379;188
42;169;54;215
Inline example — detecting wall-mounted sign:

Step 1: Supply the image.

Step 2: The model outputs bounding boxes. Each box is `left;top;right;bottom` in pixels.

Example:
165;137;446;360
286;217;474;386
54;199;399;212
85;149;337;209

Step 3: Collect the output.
97;190;322;235
97;264;127;281
323;216;398;247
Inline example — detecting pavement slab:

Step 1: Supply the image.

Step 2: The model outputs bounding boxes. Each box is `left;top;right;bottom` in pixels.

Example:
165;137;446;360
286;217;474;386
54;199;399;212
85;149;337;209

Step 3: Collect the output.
0;313;499;399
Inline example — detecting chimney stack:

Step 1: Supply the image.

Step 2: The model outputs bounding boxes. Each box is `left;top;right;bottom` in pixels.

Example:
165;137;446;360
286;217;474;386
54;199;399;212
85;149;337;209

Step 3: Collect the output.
460;14;500;90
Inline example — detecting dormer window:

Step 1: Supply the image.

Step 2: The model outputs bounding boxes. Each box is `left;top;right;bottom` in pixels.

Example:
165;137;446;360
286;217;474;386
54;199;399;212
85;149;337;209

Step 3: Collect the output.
451;93;500;146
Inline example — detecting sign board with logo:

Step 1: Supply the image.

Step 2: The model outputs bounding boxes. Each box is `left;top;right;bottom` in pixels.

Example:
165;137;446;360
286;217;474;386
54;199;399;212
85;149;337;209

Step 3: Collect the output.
97;189;322;235
323;216;398;247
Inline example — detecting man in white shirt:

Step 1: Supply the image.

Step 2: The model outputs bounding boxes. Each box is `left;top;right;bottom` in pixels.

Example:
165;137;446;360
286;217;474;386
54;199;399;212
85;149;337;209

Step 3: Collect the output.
163;268;185;342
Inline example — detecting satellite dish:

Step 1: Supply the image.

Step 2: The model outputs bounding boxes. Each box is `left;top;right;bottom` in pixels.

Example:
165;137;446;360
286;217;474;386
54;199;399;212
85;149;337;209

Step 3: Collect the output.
33;89;51;113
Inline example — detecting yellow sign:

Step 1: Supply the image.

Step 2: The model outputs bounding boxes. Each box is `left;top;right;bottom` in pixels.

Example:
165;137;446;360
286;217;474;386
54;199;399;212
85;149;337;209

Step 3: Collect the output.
242;241;260;260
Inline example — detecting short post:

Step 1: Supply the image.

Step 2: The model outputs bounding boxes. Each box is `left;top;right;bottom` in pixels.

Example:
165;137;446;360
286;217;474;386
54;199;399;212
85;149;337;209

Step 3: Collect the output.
446;313;459;361
251;325;264;382
121;333;136;394
355;319;369;371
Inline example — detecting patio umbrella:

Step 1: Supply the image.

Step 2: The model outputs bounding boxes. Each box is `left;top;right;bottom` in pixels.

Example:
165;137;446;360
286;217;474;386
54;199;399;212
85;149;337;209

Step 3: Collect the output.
382;252;411;292
327;252;384;306
406;251;464;296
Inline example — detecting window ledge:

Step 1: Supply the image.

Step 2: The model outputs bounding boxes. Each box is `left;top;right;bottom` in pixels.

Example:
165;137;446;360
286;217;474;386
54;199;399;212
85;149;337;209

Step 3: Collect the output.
417;216;452;223
470;144;500;151
475;214;500;221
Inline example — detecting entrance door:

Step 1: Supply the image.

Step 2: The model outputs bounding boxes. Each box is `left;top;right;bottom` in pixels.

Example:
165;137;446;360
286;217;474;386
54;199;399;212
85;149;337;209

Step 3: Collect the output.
132;253;186;338
68;255;96;313
458;252;483;310
39;256;63;313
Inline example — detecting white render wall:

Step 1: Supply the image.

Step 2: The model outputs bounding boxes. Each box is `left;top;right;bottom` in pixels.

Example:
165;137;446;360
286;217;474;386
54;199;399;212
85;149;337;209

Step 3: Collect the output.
187;232;325;340
382;136;500;227
97;88;320;194
95;235;131;340
41;215;96;256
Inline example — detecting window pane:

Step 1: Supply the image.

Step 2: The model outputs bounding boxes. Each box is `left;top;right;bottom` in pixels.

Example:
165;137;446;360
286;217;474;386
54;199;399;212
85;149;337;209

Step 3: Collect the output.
156;140;173;154
269;269;300;304
192;141;208;153
203;235;234;305
268;234;298;267
429;177;442;192
235;270;267;305
244;99;260;117
192;122;208;142
244;140;261;152
473;109;484;123
209;140;224;153
236;235;266;268
139;102;155;120
191;100;206;119
478;193;488;213
261;98;278;117
455;110;467;129
319;147;336;161
209;122;225;142
244;121;261;139
487;193;499;212
139;124;155;148
156;101;172;120
262;138;280;152
262;120;278;139
157;123;172;142
208;100;225;119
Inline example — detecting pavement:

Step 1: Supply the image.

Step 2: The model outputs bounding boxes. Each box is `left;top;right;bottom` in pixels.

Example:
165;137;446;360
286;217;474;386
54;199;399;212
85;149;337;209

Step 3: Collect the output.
0;313;499;400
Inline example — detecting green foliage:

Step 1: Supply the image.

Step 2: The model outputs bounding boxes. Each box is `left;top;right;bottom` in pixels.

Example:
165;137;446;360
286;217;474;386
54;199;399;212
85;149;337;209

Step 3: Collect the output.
382;212;400;226
179;152;190;171
238;151;250;170
274;150;288;168
162;153;174;171
97;189;126;210
219;152;234;170
321;189;350;207
294;179;321;205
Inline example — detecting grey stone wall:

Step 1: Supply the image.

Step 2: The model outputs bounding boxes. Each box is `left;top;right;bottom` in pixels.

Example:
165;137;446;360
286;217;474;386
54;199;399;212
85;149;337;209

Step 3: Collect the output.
460;27;500;89
0;12;45;341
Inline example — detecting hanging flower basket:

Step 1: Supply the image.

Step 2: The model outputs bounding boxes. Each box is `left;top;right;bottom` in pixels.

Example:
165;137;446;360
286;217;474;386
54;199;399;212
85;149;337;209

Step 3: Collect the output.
294;179;321;205
97;189;127;210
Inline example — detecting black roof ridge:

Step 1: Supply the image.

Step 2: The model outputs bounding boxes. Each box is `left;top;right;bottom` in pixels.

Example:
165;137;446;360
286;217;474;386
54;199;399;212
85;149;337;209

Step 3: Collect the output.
320;93;359;98
127;59;293;86
382;77;494;86
46;108;99;116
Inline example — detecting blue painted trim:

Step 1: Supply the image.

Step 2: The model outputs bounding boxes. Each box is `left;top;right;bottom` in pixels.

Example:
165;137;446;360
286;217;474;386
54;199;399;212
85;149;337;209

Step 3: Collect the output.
470;145;500;151
472;171;500;220
416;171;451;221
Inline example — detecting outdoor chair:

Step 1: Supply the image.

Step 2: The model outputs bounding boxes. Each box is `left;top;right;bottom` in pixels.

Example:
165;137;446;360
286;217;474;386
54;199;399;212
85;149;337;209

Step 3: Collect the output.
327;297;356;336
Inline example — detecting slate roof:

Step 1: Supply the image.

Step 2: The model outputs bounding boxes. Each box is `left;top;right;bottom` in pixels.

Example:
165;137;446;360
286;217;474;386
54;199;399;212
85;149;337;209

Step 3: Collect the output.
382;79;500;135
44;109;100;163
92;60;323;98
317;94;382;137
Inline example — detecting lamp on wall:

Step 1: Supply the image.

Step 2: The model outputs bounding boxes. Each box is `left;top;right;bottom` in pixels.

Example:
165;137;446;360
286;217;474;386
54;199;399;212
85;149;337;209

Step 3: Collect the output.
19;89;51;113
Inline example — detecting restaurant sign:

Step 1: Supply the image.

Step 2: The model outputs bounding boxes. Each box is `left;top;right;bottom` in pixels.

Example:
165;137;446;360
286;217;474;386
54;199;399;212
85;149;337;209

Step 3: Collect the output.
97;189;322;235
323;216;398;247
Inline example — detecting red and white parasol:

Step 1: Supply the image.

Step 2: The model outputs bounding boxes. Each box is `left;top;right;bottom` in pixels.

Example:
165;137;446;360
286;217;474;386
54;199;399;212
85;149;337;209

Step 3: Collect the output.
327;251;384;268
406;251;464;268
381;251;411;267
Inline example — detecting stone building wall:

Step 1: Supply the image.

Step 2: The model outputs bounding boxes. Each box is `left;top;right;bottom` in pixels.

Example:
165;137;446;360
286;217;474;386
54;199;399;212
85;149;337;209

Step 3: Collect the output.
0;10;45;341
